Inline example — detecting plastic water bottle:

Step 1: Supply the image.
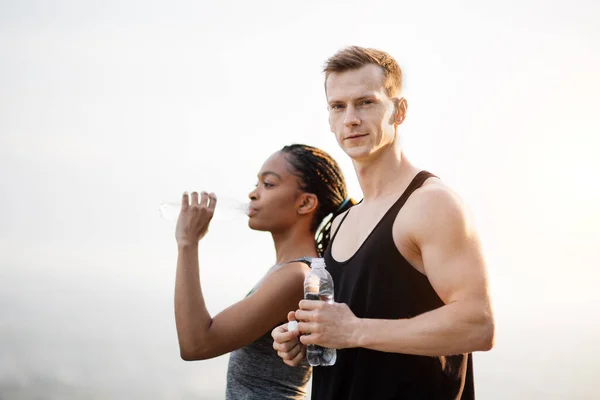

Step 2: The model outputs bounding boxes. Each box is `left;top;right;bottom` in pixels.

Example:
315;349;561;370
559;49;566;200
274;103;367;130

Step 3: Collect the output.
159;195;249;222
304;257;337;367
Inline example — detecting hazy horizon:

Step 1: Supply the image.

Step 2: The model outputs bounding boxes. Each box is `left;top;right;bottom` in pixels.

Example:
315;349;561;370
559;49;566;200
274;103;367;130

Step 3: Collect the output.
1;0;599;398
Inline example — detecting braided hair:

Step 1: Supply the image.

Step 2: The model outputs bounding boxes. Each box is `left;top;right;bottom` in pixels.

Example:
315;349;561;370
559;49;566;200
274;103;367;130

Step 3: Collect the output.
280;144;357;256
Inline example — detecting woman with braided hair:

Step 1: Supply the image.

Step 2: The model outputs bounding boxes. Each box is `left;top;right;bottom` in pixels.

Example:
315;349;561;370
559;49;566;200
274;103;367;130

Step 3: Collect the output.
173;144;356;399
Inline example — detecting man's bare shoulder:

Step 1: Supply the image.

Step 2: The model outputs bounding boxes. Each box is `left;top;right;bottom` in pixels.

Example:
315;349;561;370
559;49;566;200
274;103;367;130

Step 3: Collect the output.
401;177;474;234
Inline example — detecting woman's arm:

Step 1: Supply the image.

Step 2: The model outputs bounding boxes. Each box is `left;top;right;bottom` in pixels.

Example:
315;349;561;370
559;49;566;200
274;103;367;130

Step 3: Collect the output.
175;244;308;360
173;191;309;361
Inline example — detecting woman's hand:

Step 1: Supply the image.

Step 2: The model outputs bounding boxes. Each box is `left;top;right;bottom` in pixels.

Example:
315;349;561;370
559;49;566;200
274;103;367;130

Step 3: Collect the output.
176;191;217;247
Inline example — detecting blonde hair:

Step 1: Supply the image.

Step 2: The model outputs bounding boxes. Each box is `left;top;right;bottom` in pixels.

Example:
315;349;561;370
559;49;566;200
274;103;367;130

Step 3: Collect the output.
323;46;403;97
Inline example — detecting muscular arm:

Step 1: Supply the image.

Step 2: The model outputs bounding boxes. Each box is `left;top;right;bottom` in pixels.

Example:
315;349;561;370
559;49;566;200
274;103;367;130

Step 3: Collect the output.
352;185;494;356
175;243;308;361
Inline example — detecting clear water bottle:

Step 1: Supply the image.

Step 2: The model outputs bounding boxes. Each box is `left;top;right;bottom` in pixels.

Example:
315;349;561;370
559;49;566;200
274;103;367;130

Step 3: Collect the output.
159;195;249;222
304;257;337;367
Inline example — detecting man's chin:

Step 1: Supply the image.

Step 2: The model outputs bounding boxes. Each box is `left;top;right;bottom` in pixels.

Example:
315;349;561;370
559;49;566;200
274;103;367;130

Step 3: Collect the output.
344;146;373;161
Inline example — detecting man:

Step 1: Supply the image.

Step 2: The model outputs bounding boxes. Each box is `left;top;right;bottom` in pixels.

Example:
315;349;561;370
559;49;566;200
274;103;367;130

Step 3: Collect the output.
272;46;494;399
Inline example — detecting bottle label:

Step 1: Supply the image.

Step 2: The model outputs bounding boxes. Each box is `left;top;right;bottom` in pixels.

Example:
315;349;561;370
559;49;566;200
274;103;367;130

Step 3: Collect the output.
305;293;320;301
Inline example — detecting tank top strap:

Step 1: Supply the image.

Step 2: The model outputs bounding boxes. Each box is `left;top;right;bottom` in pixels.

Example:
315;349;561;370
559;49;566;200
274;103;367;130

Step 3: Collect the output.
246;256;314;296
329;209;352;244
284;257;313;268
386;170;437;218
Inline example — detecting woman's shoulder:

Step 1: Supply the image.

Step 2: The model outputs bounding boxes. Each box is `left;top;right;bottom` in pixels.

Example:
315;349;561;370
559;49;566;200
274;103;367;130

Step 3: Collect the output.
249;257;312;296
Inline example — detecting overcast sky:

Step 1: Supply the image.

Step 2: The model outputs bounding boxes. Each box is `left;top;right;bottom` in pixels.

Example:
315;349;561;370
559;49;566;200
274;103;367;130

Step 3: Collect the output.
1;0;599;398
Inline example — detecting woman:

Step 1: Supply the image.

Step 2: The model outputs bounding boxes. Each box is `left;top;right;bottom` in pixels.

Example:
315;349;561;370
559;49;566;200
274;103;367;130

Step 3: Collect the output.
174;144;356;399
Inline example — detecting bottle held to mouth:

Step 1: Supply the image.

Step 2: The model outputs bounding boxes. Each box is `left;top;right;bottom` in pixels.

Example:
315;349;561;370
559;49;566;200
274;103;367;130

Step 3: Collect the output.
159;195;249;222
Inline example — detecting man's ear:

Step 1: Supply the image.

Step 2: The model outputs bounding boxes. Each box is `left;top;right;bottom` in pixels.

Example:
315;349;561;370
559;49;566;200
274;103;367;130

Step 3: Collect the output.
297;193;319;215
394;97;408;125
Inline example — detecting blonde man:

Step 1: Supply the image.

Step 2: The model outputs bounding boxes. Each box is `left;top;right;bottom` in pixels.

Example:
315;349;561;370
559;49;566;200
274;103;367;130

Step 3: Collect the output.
272;46;494;400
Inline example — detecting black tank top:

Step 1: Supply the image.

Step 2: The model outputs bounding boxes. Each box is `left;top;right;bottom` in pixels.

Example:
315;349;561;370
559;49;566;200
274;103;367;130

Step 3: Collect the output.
312;171;475;400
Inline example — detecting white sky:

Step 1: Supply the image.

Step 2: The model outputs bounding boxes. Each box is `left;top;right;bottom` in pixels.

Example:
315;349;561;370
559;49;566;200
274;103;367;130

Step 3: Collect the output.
1;0;599;398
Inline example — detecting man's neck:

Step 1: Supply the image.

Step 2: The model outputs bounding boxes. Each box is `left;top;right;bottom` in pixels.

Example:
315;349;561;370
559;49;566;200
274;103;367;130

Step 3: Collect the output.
271;224;318;265
353;144;418;201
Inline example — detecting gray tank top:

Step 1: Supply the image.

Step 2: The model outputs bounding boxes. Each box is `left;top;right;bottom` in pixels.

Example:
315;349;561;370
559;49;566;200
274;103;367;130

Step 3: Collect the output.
225;259;312;399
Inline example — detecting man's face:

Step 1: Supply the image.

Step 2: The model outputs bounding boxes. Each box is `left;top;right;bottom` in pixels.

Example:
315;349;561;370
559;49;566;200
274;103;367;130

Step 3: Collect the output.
326;64;405;161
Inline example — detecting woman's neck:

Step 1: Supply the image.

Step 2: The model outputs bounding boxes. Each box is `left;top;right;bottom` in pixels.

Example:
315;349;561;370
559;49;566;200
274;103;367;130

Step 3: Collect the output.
271;224;318;264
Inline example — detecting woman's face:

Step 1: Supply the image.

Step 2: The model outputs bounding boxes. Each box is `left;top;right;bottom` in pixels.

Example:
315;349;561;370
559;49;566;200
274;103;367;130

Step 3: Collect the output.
247;151;306;233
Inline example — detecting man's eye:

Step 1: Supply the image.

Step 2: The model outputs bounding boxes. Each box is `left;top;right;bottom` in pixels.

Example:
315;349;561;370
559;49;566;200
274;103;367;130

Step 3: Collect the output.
360;100;373;106
263;182;274;188
331;104;344;110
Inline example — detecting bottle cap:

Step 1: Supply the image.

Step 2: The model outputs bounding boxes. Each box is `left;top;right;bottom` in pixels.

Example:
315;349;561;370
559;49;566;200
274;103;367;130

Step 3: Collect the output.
287;321;299;332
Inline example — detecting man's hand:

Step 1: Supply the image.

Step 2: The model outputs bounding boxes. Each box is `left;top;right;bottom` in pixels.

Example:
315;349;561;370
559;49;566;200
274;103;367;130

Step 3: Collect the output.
176;191;216;247
296;300;360;349
272;311;305;367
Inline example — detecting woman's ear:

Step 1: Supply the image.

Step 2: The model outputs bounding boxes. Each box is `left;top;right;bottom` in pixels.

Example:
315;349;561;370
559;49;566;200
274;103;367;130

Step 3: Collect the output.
297;193;319;215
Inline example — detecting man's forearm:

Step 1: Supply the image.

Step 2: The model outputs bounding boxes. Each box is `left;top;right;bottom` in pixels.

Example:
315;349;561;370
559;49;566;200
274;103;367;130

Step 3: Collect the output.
174;243;212;358
352;301;494;356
